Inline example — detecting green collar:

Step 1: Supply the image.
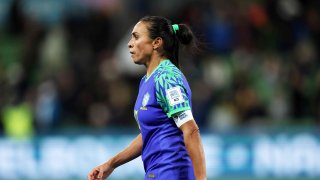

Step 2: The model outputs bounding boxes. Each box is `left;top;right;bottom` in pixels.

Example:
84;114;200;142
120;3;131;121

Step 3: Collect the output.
145;59;170;82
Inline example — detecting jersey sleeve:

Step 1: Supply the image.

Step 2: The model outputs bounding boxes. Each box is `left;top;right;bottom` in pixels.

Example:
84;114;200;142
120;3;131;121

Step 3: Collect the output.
155;72;191;118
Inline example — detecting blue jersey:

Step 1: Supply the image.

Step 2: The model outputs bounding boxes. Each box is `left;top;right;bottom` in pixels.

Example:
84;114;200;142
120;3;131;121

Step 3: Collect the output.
134;60;195;179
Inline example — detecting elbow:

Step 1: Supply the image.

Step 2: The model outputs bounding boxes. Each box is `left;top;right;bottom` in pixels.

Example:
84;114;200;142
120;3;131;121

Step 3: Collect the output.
187;126;200;135
180;120;201;140
183;127;200;141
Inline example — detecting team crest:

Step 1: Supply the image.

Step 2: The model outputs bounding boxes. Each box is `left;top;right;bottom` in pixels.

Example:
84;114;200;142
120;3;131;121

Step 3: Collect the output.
141;92;150;110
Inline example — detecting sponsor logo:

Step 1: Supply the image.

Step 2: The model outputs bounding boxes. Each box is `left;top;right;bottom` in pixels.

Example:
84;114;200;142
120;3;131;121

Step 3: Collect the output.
178;112;187;119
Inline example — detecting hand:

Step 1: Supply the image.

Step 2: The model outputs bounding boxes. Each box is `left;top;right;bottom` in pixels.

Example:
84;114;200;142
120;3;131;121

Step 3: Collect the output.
88;162;115;180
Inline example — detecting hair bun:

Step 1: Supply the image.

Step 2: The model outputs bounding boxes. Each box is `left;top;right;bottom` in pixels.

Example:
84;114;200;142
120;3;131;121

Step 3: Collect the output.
176;24;193;45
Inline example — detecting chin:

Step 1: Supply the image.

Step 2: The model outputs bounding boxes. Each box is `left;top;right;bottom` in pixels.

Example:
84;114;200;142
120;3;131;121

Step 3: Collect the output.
132;58;144;65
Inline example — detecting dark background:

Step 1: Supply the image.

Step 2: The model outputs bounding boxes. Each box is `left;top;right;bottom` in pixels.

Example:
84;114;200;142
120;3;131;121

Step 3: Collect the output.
0;0;319;136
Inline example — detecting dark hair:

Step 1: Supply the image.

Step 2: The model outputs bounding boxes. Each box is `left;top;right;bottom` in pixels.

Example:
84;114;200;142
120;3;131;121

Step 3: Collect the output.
140;16;199;68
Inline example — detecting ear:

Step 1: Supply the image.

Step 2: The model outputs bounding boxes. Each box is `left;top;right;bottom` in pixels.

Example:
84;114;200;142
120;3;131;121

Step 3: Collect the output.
152;37;163;50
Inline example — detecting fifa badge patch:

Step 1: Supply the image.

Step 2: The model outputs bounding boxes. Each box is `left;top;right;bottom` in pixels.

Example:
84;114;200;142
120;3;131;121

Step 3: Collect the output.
140;92;149;110
166;86;184;106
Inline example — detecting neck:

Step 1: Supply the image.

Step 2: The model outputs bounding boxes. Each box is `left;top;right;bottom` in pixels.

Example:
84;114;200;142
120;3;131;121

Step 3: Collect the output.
145;56;166;77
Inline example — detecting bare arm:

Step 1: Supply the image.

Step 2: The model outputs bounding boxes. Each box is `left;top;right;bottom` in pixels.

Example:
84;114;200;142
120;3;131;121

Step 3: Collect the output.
88;133;143;180
180;120;206;180
108;133;142;168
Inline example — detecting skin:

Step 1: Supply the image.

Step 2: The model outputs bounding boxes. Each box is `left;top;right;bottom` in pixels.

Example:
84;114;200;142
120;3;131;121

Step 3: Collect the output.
128;21;164;77
88;21;206;180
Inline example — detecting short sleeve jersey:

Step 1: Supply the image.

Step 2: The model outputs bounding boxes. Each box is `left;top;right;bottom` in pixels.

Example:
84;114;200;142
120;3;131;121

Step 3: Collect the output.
134;60;195;179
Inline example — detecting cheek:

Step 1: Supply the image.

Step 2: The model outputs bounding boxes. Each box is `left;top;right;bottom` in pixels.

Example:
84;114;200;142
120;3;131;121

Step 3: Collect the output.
137;43;152;56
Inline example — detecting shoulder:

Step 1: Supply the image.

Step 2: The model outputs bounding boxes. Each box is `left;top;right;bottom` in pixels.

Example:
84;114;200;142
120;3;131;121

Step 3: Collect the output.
154;62;183;84
138;75;146;87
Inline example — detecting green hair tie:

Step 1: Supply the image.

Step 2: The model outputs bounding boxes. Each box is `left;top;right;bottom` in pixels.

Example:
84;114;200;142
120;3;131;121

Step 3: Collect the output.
172;24;179;34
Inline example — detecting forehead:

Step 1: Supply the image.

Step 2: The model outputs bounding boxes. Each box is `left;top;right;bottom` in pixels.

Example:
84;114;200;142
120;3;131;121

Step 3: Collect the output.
132;21;149;35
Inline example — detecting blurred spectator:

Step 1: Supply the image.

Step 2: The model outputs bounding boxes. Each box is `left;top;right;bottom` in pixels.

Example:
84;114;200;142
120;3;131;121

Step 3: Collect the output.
2;93;34;139
35;80;61;132
88;102;110;128
289;38;318;120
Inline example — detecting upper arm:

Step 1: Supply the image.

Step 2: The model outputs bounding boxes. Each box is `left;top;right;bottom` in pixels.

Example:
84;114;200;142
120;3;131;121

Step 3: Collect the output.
155;73;191;118
180;120;199;136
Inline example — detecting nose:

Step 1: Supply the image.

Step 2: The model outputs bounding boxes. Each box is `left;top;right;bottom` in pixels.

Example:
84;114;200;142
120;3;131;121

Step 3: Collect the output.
128;40;133;49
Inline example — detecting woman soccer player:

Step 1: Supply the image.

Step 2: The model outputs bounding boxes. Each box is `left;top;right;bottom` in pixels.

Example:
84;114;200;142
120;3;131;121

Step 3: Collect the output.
88;16;206;180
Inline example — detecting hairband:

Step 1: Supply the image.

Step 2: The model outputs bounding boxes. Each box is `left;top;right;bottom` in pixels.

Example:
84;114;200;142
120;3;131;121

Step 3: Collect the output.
172;24;179;34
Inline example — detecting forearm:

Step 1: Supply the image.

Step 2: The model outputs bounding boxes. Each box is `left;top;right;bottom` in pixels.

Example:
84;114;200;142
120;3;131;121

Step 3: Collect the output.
184;129;206;180
108;133;142;168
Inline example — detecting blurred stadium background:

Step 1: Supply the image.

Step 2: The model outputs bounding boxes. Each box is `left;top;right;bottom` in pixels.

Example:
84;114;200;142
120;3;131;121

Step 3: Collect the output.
0;0;320;179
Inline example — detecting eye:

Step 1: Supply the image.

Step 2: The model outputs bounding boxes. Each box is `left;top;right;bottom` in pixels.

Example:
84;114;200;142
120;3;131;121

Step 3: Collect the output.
132;33;138;40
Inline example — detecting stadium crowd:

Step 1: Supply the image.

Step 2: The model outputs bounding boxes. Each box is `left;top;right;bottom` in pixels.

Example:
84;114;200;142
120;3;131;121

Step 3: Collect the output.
0;0;319;138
